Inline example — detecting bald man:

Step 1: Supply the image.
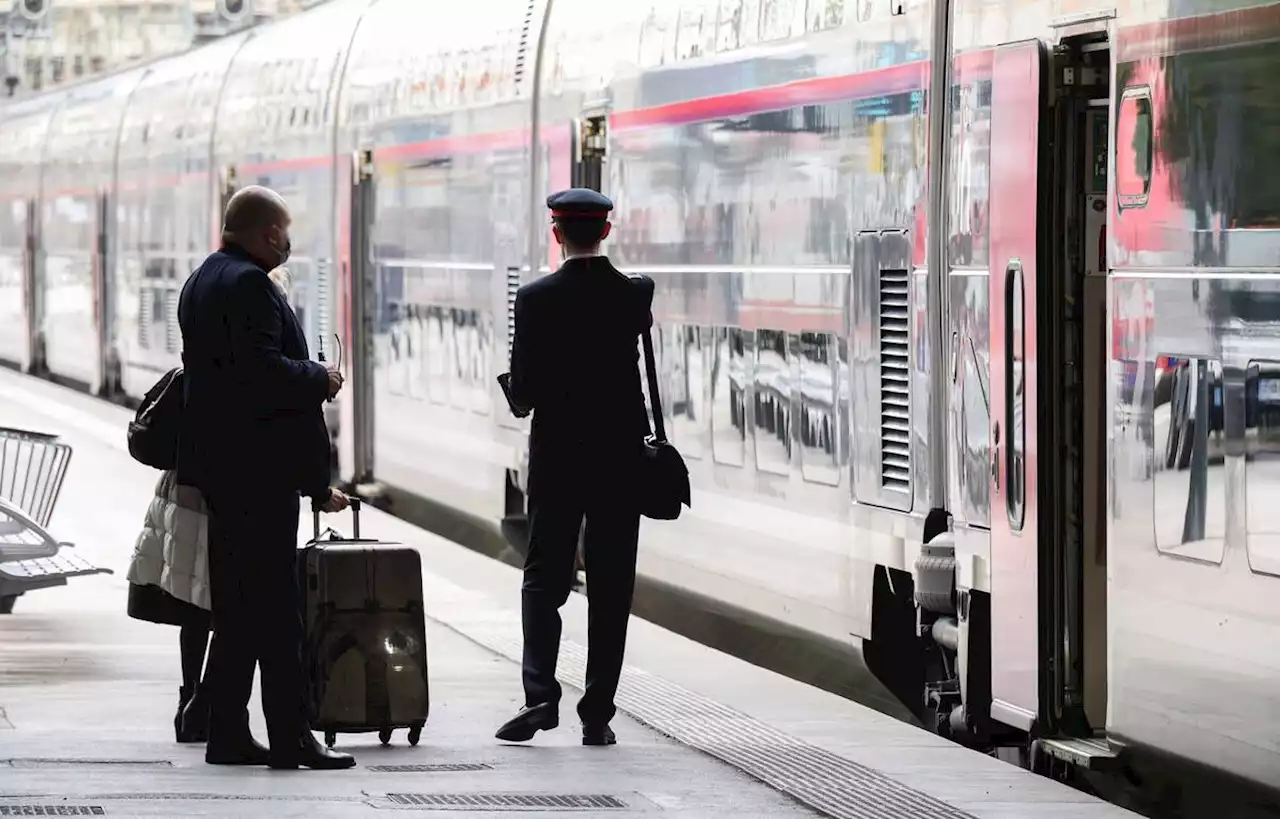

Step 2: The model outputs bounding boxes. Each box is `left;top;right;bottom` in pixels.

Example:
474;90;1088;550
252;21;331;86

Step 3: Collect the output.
177;185;356;771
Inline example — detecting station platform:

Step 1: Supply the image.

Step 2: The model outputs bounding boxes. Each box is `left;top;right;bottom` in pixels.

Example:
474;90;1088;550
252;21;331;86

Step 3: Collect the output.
0;368;1143;819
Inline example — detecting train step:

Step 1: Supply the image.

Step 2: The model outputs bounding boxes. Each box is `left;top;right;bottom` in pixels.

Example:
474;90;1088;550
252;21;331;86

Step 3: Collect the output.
1037;735;1123;771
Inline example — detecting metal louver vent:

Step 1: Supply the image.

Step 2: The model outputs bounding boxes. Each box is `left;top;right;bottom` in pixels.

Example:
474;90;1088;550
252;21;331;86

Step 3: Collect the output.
164;288;180;354
315;258;331;345
514;0;537;87
506;266;521;359
138;288;151;350
878;268;910;492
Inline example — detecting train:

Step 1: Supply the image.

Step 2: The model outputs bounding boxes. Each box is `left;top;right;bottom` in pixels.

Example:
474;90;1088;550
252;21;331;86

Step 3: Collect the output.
2;0;1279;812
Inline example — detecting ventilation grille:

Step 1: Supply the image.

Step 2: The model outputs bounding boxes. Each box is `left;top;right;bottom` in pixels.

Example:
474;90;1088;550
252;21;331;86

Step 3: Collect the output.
506;266;520;359
369;763;493;773
514;0;537;87
315;258;330;348
164;288;180;355
0;808;105;816
137;287;151;350
386;794;625;810
878;268;910;492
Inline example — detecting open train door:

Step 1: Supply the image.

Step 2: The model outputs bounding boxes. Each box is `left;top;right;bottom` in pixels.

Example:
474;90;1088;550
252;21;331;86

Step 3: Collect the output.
987;39;1046;734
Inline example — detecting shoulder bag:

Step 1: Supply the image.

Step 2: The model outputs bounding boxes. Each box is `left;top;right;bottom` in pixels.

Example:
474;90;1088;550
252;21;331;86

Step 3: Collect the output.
128;367;184;470
639;328;691;520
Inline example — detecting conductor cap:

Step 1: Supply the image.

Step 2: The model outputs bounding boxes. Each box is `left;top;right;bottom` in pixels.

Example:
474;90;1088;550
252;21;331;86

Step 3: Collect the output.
547;188;613;221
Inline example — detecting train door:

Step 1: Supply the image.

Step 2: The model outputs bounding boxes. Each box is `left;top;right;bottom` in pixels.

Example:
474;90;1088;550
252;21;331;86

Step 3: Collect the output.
988;39;1047;735
988;30;1116;764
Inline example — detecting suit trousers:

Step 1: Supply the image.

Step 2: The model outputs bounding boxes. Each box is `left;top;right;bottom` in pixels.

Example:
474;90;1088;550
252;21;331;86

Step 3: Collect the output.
521;489;640;726
203;490;305;753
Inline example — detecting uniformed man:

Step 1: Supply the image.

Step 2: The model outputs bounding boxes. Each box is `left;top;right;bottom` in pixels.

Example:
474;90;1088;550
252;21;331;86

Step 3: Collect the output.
496;188;654;747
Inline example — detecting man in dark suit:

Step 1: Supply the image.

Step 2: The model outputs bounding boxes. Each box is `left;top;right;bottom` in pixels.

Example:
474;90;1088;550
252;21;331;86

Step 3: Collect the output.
177;185;356;770
495;188;654;747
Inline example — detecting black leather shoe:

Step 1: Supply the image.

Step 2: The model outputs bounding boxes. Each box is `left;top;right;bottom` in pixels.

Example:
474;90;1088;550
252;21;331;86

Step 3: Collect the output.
495;703;559;742
269;731;356;771
582;724;616;746
206;736;270;766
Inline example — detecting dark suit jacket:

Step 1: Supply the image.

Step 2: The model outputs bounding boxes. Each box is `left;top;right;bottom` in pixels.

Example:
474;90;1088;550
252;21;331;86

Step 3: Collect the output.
175;244;330;502
508;255;655;502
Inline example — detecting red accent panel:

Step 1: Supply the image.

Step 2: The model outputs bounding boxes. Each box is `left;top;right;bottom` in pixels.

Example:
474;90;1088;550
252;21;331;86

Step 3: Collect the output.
987;40;1043;723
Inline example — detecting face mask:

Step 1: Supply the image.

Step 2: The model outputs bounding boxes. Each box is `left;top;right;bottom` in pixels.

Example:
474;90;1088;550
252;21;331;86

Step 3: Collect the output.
272;231;292;266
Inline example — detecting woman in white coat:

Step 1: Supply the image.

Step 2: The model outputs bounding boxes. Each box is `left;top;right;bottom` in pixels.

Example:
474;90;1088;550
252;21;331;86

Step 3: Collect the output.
126;266;294;743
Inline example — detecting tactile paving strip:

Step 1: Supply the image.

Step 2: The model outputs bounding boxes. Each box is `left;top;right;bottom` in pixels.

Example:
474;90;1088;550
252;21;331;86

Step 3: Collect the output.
428;584;976;819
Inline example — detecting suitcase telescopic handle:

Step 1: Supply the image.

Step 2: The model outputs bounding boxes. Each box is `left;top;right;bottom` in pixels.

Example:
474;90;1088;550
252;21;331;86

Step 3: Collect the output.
312;496;362;541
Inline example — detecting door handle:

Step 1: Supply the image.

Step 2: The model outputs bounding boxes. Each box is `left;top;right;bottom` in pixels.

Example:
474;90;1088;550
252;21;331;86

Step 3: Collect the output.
991;421;1001;490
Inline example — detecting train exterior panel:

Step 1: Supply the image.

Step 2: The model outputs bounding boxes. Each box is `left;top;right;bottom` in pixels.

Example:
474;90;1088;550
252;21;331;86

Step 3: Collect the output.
3;0;1279;806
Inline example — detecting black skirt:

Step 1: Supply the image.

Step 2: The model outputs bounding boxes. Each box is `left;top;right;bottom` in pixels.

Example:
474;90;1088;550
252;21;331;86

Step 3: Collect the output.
127;582;211;630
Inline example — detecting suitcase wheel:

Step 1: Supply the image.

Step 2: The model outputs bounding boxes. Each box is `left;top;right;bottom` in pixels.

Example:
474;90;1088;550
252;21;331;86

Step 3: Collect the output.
378;727;393;746
324;731;337;749
408;724;423;746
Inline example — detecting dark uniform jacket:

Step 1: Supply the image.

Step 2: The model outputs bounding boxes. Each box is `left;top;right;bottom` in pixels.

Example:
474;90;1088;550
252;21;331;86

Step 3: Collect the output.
175;244;330;501
508;256;655;502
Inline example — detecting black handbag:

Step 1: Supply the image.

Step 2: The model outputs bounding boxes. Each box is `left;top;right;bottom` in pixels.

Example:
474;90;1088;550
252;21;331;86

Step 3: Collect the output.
639;328;691;520
128;367;183;470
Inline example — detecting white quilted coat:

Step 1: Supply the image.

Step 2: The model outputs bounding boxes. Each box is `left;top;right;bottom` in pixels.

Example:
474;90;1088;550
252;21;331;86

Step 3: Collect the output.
127;470;211;611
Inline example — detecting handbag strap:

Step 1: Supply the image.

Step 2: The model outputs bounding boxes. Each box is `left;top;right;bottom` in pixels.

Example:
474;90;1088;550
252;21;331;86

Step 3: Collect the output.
641;328;668;444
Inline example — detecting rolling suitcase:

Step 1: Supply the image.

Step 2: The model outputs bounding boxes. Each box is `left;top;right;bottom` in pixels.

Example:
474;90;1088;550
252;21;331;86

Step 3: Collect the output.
298;498;429;749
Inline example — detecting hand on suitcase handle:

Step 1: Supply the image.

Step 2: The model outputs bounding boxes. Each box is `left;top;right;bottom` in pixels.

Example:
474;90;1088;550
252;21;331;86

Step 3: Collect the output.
311;494;361;541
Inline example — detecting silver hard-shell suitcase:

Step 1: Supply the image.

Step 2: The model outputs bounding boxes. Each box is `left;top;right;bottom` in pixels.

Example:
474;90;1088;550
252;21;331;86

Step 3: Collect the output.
298;498;429;748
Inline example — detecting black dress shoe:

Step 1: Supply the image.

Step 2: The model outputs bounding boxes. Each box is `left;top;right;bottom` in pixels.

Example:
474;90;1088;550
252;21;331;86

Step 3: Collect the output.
582;724;616;746
206;736;270;766
495;703;559;742
269;731;356;771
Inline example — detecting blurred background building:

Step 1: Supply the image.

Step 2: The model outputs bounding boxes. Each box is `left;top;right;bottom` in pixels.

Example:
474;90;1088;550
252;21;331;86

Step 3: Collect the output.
0;0;327;98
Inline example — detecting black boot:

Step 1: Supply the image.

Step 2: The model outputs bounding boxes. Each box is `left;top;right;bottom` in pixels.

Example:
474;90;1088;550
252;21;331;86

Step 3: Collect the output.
177;684;209;743
268;729;356;771
173;687;192;743
206;713;270;766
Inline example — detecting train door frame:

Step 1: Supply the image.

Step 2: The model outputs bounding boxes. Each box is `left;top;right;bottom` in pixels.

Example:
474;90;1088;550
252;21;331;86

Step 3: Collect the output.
21;197;40;374
93;189;111;396
348;147;377;489
1030;26;1117;770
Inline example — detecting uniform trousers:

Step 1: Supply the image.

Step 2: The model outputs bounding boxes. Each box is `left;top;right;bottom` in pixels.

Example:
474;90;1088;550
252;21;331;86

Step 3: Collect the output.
202;490;305;753
521;489;640;727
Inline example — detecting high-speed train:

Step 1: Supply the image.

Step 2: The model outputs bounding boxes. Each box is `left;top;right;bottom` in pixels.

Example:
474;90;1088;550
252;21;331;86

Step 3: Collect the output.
2;0;1279;809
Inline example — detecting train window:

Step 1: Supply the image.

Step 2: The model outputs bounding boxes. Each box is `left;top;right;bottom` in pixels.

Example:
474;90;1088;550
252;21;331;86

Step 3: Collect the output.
1004;262;1025;530
806;0;844;31
676;7;707;60
754;329;792;475
1152;355;1226;564
711;327;747;467
759;0;803;41
638;8;675;68
1245;360;1280;576
799;331;842;485
716;0;744;50
670;325;706;460
1116;87;1153;208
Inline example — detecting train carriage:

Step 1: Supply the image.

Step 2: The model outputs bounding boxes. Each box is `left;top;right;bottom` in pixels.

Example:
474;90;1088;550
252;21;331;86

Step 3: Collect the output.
3;0;1280;811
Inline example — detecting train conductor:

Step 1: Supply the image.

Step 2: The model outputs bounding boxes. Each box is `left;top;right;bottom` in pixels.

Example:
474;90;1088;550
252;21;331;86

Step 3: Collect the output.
496;188;655;747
